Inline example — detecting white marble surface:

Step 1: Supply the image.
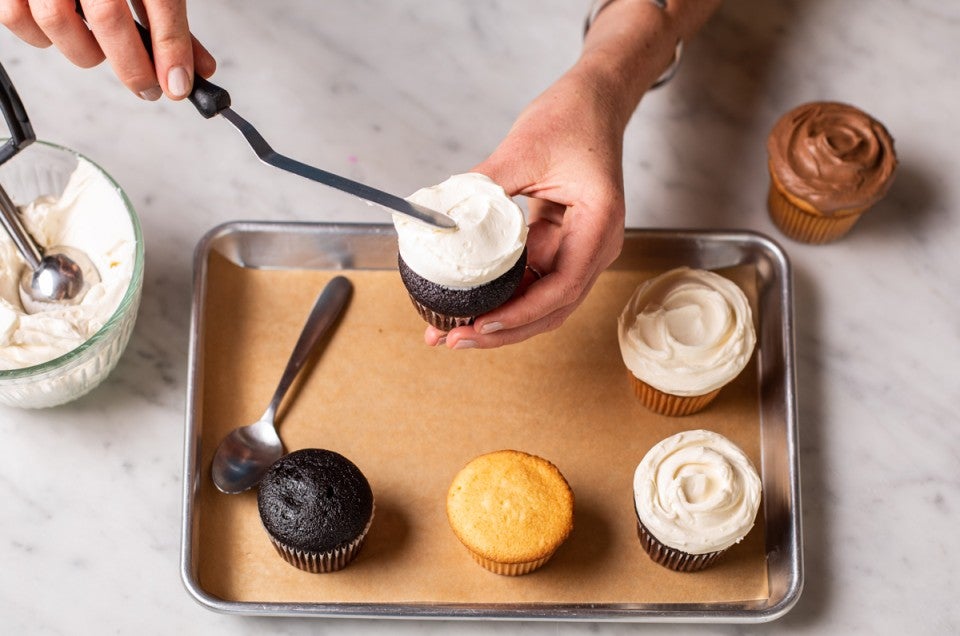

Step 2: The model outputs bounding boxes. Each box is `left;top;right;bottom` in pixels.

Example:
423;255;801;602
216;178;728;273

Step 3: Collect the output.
1;0;958;633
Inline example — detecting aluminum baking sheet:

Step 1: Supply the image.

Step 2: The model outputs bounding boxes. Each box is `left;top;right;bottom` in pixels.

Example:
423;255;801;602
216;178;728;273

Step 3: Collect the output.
180;222;802;622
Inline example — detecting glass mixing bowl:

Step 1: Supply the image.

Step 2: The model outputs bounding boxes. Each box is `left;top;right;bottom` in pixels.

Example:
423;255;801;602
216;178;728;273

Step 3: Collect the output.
0;141;144;408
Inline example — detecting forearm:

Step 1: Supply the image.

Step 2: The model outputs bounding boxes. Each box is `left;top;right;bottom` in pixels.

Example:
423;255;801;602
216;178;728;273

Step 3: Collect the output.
573;0;722;132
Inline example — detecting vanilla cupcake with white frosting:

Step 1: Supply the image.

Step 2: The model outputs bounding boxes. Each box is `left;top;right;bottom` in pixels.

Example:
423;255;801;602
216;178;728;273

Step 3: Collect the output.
633;429;762;571
395;173;527;331
617;267;756;416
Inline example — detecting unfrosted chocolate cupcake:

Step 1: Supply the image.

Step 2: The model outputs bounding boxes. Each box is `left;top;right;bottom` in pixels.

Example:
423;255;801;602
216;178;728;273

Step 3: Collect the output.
394;173;528;331
257;448;374;573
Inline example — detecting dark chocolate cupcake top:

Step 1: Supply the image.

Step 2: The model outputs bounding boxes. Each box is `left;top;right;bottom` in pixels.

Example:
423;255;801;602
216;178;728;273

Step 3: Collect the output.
399;248;526;317
258;449;374;554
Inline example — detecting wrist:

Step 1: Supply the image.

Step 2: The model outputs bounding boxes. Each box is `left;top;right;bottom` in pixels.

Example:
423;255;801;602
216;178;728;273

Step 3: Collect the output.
578;0;680;120
576;0;720;124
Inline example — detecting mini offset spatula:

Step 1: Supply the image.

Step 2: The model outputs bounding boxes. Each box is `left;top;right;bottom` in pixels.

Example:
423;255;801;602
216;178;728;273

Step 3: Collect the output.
75;4;456;230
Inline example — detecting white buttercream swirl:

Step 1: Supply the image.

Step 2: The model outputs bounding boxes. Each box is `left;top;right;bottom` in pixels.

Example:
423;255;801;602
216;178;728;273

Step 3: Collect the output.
634;429;762;555
393;173;527;289
0;159;136;370
617;267;756;396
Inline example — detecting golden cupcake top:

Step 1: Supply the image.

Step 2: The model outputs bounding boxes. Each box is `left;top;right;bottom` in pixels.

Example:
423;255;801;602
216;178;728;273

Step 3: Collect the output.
767;101;897;214
446;450;574;564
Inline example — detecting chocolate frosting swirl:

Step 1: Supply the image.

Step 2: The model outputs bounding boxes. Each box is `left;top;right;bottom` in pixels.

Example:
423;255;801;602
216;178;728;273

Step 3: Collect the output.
767;102;896;214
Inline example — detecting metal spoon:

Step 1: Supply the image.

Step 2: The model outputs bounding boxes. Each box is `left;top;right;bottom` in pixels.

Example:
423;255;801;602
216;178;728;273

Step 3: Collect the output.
0;183;100;312
211;275;353;494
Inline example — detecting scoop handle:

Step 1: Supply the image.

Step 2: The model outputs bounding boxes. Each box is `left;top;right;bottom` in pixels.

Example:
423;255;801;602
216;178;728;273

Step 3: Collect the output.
0;60;36;166
73;1;231;119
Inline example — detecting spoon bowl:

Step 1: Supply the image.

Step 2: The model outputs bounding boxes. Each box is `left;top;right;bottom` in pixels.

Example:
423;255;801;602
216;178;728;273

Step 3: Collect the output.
211;275;353;494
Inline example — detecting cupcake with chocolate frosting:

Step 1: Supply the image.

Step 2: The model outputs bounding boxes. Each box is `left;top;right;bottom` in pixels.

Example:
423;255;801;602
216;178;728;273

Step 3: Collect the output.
634;429;762;572
394;173;527;331
767;101;897;243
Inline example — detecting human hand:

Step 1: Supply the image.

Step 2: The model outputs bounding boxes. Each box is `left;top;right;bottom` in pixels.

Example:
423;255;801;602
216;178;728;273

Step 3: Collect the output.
424;65;628;349
0;0;215;100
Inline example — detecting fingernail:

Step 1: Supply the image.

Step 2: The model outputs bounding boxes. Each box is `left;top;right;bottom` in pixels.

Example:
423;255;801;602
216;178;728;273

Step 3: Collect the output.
167;66;191;98
139;85;162;101
479;321;503;335
453;339;476;350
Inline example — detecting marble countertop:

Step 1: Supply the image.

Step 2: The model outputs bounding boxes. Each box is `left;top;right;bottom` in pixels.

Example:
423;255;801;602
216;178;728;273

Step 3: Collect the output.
1;1;957;633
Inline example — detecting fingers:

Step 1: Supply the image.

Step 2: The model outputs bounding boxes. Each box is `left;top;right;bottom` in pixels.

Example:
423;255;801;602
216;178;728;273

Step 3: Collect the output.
75;0;157;97
139;0;195;99
9;0;210;101
431;275;595;350
0;0;52;47
192;35;216;78
27;0;104;67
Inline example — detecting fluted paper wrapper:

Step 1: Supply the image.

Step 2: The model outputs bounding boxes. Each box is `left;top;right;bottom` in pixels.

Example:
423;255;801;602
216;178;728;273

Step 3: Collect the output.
466;550;556;576
629;373;721;417
267;507;375;573
407;295;474;331
767;178;867;244
637;521;726;573
194;252;768;606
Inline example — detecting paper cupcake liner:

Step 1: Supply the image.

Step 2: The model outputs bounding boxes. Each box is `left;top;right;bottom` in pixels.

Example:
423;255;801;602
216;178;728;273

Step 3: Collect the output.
465;548;555;576
767;181;867;244
408;295;474;331
268;504;375;573
636;520;725;572
629;372;720;416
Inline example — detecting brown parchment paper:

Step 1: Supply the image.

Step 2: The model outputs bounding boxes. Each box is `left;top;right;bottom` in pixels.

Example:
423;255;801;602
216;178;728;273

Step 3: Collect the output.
195;252;768;606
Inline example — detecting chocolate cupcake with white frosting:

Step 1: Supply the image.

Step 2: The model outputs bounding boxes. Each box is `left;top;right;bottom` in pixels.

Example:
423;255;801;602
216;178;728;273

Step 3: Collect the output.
633;429;762;572
617;267;756;416
394;173;528;331
257;448;374;573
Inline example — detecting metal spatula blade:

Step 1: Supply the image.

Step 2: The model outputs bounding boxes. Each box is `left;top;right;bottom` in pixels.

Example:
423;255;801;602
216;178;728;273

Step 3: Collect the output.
74;3;457;231
218;109;456;229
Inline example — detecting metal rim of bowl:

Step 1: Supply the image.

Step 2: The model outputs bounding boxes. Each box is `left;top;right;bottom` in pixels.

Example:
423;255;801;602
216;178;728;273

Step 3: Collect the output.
0;139;145;381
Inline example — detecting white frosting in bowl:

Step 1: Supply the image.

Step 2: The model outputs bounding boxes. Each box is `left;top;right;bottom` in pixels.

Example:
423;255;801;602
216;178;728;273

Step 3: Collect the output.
393;173;527;289
0;158;136;370
617;267;756;397
634;429;762;555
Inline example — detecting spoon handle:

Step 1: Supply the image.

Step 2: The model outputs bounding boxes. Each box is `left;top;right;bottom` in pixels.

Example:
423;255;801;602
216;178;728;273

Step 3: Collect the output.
261;276;353;423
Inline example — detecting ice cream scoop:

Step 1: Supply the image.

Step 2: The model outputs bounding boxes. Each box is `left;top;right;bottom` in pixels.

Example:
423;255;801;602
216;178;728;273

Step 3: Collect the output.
0;59;100;312
0;182;100;312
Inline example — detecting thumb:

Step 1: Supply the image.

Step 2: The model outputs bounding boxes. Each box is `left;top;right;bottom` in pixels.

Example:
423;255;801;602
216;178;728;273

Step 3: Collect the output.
470;149;534;197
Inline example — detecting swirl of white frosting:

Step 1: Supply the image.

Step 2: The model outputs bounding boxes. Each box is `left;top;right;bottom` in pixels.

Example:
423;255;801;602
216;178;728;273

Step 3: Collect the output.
617;267;756;396
0;159;136;370
393;173;527;289
634;429;762;554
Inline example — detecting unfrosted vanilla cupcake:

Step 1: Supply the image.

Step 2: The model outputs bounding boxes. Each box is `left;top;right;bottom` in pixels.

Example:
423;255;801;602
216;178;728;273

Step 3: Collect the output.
617;267;756;416
446;450;574;576
394;173;528;331
633;429;762;572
